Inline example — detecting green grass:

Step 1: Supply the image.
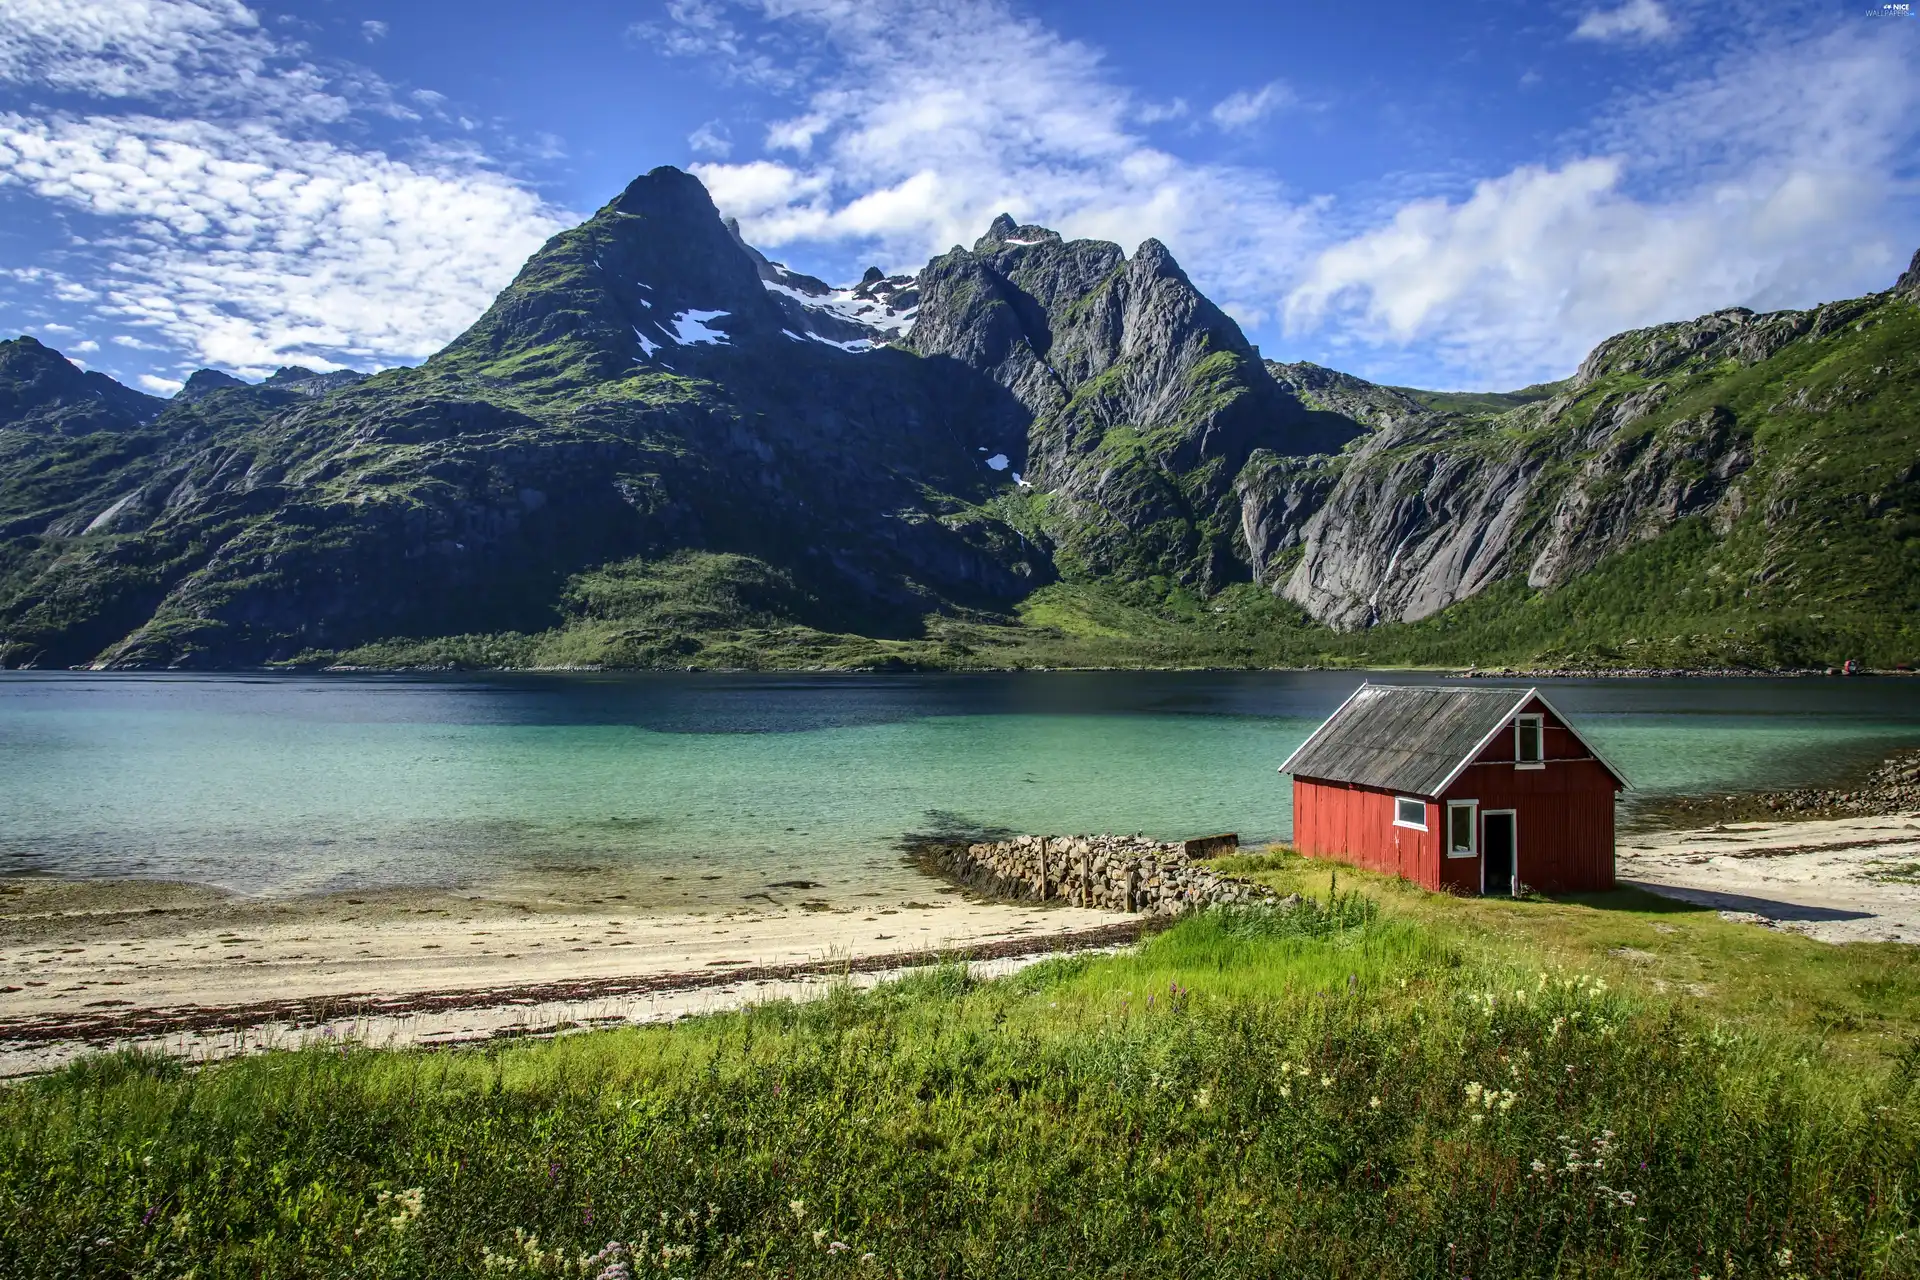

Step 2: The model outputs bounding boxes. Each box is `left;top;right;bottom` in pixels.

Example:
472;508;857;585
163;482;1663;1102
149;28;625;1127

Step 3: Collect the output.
6;869;1920;1277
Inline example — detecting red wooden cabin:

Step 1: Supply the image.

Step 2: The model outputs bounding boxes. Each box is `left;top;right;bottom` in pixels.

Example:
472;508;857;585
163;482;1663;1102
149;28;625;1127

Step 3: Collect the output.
1279;684;1627;896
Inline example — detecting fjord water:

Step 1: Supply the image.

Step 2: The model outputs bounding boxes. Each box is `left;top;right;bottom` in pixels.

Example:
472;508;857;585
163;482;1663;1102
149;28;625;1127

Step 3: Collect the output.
2;672;1917;903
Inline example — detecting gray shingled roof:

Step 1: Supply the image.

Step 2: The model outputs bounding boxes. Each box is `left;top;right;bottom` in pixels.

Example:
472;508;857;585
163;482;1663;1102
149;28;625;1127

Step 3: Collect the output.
1278;684;1536;796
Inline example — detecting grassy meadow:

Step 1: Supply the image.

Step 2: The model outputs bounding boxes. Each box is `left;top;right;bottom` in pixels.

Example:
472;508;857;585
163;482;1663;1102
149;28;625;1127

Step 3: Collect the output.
4;857;1920;1278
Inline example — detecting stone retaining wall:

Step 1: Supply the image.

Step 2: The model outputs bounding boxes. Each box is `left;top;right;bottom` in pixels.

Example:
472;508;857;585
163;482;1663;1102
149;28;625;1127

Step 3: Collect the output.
918;833;1272;916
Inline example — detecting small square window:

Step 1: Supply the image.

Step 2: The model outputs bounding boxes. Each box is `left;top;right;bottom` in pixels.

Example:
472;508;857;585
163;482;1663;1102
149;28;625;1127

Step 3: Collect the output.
1394;797;1427;829
1447;801;1477;857
1515;714;1544;765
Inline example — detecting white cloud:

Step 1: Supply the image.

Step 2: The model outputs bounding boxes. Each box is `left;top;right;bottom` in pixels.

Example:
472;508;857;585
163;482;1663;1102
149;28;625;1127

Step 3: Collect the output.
0;114;569;373
629;0;797;90
0;0;573;375
361;19;388;42
137;371;182;393
1285;27;1920;385
765;111;830;153
662;0;1919;388
1574;0;1676;44
1209;81;1292;130
677;0;1316;316
0;0;348;121
688;119;731;156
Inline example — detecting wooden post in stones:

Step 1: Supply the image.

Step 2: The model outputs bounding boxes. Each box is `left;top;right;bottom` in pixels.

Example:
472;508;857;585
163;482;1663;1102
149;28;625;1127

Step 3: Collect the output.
1080;847;1091;908
1037;838;1048;901
1124;866;1138;913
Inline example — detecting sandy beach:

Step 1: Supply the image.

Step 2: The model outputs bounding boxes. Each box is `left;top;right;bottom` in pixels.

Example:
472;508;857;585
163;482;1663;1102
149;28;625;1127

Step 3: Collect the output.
1621;811;1920;943
0;873;1135;1075
12;799;1920;1076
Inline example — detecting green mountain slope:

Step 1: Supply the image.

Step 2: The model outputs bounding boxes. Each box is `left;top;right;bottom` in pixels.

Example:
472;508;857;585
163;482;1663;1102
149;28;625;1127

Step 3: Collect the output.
1242;256;1920;668
0;171;1914;672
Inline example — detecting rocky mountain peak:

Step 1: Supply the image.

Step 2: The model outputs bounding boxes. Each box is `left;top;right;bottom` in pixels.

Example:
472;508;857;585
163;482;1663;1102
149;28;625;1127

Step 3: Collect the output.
1265;360;1429;433
974;214;1063;253
1571;296;1877;391
265;367;367;397
176;369;248;402
903;205;1358;589
979;212;1018;244
1897;246;1920;301
0;335;164;433
1130;238;1178;276
435;165;792;374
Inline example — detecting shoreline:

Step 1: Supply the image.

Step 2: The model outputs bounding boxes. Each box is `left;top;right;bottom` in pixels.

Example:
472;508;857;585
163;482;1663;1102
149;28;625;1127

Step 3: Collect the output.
1626;748;1920;832
9;742;1920;1075
0;873;1139;1074
0;916;1155;1077
1621;811;1920;945
3;662;1903;678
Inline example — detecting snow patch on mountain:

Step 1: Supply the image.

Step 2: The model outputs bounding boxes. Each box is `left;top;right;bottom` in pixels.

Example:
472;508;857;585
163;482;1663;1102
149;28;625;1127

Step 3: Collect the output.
669;310;731;345
763;279;917;340
806;333;875;353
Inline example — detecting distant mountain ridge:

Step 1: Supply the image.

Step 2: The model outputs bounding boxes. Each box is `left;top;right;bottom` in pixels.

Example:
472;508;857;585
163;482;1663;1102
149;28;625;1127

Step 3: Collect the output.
0;168;1915;671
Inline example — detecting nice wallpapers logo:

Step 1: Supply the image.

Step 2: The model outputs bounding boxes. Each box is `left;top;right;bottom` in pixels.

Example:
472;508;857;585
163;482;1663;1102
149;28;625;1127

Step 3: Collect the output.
1868;2;1916;16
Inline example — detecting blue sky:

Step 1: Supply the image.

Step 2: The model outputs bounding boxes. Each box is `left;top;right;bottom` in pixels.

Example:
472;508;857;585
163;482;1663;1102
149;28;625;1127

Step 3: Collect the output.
1;0;1916;393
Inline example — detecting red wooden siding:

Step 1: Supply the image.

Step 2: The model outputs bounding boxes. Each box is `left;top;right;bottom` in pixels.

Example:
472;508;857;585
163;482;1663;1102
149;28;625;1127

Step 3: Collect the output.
1290;694;1619;895
1291;778;1444;890
1440;696;1616;893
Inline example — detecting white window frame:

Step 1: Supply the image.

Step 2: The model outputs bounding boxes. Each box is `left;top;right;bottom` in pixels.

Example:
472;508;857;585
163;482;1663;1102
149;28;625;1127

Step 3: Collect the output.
1514;713;1545;769
1446;800;1478;858
1393;796;1428;830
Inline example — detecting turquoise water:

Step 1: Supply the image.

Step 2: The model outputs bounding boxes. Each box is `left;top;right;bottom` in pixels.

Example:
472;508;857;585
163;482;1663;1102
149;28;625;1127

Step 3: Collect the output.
2;671;1917;900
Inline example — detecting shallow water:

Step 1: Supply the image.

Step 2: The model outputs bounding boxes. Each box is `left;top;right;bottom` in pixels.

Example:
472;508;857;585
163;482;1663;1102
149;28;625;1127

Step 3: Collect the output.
2;671;1917;902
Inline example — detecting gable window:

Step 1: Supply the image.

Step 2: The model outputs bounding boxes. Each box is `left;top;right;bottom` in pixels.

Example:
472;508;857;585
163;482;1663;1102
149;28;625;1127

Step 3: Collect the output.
1515;714;1545;768
1447;800;1478;857
1393;797;1428;830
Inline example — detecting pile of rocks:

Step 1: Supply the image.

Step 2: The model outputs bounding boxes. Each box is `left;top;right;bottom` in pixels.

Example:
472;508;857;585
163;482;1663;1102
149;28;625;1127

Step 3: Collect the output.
1634;748;1920;829
917;833;1272;916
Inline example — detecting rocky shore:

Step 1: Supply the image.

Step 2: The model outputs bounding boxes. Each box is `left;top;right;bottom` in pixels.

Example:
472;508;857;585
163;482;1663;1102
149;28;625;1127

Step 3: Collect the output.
916;833;1273;914
1459;666;1891;680
1632;748;1920;830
